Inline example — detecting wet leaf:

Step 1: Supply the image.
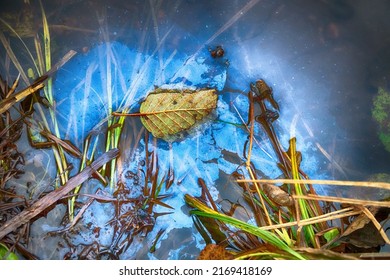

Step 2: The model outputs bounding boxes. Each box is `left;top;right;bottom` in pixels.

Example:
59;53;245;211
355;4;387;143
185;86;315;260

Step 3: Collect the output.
263;183;293;206
340;222;385;248
339;207;386;248
341;207;379;237
139;88;217;138
198;244;234;260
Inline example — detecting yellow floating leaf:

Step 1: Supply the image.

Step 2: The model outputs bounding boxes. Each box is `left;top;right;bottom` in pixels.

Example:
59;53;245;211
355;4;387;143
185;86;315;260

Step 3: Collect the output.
139;88;217;138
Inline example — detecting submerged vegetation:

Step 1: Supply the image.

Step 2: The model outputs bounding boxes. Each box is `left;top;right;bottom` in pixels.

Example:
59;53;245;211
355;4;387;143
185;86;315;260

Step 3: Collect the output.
186;80;390;259
372;87;390;153
0;1;389;260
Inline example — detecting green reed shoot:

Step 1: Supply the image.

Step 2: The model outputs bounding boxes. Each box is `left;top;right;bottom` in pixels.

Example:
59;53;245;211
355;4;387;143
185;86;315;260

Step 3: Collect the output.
289;137;317;246
185;194;306;260
0;1;74;216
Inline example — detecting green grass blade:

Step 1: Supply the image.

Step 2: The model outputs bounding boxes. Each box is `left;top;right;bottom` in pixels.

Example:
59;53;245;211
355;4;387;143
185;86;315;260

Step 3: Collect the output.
185;194;306;259
289;138;316;246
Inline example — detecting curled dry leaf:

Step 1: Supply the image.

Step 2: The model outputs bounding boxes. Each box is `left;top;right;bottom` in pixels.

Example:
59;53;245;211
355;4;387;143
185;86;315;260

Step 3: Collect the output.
139;88;217;139
263;184;293;206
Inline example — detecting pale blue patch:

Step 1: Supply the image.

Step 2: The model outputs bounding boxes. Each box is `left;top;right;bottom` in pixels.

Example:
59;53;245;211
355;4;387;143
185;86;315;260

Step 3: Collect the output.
217;157;239;175
50;35;327;260
194;231;206;250
246;217;257;226
213;123;245;156
53;42;227;147
70;201;115;248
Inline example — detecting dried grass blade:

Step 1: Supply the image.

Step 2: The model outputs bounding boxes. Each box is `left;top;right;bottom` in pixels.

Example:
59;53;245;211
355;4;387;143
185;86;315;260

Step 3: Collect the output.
6;73;20;98
40;0;51;73
39;128;82;158
34;34;45;75
149;198;174;210
0;148;119;240
0;31;29;84
44;50;77;77
0;82;45;114
293;194;390;207
237;178;390;190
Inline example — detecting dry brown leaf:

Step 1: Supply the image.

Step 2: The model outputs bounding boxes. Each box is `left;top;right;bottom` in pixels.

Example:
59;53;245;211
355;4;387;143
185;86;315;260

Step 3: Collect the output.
139;88;217;139
341;206;379;237
197;244;234;260
263;183;294;206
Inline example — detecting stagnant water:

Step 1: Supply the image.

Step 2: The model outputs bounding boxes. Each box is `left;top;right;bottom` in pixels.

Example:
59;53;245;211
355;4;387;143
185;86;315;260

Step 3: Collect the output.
1;0;390;259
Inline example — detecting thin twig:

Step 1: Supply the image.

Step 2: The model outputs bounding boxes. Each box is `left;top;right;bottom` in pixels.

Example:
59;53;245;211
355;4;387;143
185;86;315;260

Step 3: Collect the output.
236;178;390;190
293;194;390;207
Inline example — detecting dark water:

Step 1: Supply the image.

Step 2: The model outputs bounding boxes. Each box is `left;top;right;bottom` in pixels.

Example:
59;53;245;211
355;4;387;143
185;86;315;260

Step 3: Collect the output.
1;0;390;259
